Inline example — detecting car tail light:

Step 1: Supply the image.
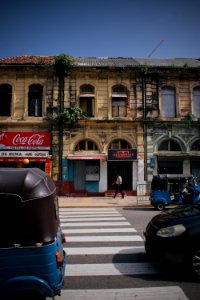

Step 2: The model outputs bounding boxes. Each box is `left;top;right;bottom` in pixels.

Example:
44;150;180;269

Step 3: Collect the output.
56;251;64;267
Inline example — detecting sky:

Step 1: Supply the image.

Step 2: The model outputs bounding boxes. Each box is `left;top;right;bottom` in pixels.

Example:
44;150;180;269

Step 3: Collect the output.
0;0;200;59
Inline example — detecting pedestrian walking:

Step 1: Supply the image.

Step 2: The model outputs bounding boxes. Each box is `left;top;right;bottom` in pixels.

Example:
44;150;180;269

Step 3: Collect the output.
113;174;125;198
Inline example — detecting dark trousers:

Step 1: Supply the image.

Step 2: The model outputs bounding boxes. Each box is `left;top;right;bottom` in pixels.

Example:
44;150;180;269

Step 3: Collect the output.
114;184;124;198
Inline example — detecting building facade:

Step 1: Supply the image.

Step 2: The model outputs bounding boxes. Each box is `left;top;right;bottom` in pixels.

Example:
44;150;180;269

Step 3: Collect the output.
0;56;200;195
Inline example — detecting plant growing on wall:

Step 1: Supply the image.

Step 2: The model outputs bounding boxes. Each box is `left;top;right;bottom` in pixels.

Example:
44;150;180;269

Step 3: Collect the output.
56;106;83;124
54;53;76;75
45;106;83;125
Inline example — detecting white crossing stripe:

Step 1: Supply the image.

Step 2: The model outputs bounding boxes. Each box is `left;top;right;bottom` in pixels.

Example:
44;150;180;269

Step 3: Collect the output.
60;208;117;211
51;286;189;300
61;221;130;227
66;235;143;242
64;246;145;255
60;217;126;221
59;212;120;216
62;228;137;234
58;208;190;300
65;262;159;276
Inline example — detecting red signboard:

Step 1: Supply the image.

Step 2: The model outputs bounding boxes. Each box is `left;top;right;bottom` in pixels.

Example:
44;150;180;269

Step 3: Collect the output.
108;149;137;161
0;132;50;150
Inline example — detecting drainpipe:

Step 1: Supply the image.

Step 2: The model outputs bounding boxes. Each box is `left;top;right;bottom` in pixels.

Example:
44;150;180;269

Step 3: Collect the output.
142;76;147;181
58;75;64;181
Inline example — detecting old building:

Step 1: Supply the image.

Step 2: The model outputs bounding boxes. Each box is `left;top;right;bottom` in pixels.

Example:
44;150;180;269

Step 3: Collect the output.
0;56;199;195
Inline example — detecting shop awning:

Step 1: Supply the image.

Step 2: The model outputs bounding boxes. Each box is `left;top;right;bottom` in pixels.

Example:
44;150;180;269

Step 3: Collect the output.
67;155;107;161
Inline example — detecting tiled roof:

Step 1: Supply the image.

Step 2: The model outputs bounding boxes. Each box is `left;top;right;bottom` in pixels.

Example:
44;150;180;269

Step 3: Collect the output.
0;56;53;65
0;55;200;68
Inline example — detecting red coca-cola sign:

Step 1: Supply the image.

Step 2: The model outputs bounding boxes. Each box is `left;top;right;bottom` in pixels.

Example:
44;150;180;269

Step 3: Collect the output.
0;132;50;150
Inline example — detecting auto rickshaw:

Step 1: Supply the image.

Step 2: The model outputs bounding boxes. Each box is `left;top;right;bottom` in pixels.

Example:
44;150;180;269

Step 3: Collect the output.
150;174;200;210
0;168;66;300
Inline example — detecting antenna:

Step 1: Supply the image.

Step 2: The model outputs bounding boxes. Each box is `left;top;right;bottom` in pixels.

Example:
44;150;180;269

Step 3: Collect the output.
147;39;164;58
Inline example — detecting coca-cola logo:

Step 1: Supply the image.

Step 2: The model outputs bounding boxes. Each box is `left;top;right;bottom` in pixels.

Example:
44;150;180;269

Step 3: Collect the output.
0;133;5;141
12;134;45;146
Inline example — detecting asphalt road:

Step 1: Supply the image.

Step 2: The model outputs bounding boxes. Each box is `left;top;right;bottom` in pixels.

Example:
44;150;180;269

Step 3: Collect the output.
51;206;200;300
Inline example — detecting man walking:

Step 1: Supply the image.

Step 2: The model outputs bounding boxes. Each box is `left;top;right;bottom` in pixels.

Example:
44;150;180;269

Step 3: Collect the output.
113;174;125;198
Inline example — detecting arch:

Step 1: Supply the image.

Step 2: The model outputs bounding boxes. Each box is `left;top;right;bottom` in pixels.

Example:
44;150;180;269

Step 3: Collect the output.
112;85;127;94
74;139;99;152
0;84;12;116
28;84;43;117
108;139;132;149
190;139;200;151
80;84;94;94
158;139;182;151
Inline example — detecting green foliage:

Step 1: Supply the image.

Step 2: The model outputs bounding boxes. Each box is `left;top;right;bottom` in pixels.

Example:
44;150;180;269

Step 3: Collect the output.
57;107;83;123
45;107;83;125
140;63;151;75
53;53;76;75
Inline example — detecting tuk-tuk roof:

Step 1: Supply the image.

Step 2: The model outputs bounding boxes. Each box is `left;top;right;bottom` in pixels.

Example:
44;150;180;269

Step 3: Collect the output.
0;168;56;201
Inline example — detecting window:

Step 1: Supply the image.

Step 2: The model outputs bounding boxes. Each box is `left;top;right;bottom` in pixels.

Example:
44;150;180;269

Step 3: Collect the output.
80;85;94;117
112;85;127;117
158;140;181;151
191;140;200;151
109;139;131;149
193;87;200;118
75;140;98;151
28;84;43;117
161;87;176;117
0;84;12;116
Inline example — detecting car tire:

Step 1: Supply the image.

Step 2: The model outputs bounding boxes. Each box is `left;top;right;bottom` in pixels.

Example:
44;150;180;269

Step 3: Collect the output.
184;246;200;280
155;202;165;211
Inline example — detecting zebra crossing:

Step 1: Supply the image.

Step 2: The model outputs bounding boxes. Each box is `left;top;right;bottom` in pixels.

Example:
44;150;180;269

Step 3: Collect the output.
51;207;189;300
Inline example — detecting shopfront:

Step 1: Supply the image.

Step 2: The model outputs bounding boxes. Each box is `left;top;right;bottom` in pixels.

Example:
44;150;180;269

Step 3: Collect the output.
107;149;137;191
0;132;51;175
66;154;107;194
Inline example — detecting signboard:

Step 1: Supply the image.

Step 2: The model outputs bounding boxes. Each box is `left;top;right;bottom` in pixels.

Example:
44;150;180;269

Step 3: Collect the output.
0;151;49;158
85;163;100;181
0;132;50;150
108;149;137;161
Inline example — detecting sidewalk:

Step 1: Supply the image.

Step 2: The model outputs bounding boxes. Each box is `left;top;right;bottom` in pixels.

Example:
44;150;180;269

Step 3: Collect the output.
58;195;150;207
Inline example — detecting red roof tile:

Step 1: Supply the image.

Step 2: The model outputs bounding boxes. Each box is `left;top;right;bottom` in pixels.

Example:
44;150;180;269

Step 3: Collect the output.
0;56;54;65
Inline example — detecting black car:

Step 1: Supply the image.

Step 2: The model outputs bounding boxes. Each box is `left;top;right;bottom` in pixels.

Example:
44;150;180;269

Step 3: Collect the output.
144;203;200;279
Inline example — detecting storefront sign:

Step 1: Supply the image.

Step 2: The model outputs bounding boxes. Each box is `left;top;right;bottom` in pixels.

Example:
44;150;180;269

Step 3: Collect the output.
0;132;50;150
0;151;49;158
108;149;137;161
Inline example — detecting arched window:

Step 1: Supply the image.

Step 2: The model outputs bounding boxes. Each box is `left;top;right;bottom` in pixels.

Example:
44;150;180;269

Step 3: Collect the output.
28;84;43;117
112;85;127;117
193;87;200;118
158;140;181;151
191;140;200;151
161;87;176;117
0;84;12;116
80;84;95;117
109;139;131;149
75;140;98;151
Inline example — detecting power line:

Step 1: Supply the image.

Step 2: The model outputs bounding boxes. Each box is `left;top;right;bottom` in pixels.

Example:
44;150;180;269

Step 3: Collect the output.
147;39;164;58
